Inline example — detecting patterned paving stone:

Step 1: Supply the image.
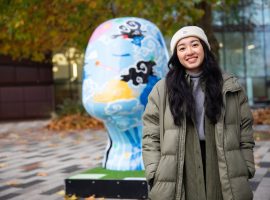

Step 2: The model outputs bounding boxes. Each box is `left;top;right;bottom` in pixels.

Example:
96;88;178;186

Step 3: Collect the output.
0;185;11;192
21;162;42;172
262;153;270;162
250;181;260;191
16;180;45;188
0;193;20;200
60;157;74;162
20;173;38;179
41;149;55;154
61;165;83;174
0;122;270;200
253;178;270;200
0;187;21;198
259;162;270;168
265;171;270;177
41;185;64;195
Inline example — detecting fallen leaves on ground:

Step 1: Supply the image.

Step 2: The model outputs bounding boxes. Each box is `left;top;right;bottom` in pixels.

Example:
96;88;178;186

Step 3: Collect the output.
46;114;104;131
21;162;42;171
57;190;65;196
84;195;96;200
94;156;103;160
6;180;20;187
65;194;78;200
84;195;104;200
254;131;270;141
65;194;105;200
36;172;48;177
252;108;270;125
80;155;89;159
9;133;19;139
0;162;8;168
48;143;59;147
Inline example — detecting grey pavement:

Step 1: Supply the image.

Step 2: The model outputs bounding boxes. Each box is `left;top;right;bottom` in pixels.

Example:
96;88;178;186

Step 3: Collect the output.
0;121;270;200
0;120;107;200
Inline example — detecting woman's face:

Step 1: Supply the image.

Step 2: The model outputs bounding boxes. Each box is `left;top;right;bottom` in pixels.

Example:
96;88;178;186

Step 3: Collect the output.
176;36;204;73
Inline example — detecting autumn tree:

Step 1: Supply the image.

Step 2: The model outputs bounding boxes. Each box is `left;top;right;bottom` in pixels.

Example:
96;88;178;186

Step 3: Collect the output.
0;0;238;61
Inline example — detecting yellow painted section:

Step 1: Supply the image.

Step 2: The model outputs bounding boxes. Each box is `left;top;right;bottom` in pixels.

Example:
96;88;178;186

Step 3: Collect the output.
93;80;134;102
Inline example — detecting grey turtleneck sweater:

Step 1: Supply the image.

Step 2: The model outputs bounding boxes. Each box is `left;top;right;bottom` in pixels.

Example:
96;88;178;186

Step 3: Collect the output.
188;71;205;140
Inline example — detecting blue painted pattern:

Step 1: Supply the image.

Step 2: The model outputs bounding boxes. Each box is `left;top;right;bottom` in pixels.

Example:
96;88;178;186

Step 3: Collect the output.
82;17;169;170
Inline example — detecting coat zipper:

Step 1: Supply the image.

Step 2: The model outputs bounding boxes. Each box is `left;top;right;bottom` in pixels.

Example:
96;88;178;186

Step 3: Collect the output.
175;116;186;200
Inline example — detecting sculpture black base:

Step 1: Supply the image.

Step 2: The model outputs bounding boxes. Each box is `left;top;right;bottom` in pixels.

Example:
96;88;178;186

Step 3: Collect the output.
65;167;148;199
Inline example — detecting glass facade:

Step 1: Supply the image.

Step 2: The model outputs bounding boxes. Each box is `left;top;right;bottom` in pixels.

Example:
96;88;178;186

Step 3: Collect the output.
213;0;270;105
52;48;84;106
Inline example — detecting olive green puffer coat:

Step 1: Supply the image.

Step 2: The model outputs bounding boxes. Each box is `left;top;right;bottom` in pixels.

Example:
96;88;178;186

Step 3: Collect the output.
142;73;255;200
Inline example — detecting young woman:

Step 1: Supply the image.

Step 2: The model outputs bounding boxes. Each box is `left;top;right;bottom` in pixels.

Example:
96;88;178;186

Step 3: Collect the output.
142;26;255;200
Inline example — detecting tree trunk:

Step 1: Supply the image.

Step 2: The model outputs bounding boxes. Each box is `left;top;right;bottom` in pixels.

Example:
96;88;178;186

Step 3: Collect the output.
196;1;220;61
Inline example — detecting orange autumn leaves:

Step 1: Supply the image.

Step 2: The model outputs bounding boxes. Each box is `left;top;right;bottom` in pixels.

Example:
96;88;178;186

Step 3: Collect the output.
252;108;270;125
46;114;104;131
65;194;104;200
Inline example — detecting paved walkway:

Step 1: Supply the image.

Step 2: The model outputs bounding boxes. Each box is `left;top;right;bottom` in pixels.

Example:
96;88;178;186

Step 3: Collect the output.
0;121;270;200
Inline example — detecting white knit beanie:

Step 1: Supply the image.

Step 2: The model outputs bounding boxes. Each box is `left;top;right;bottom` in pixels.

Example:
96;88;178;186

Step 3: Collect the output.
170;26;210;53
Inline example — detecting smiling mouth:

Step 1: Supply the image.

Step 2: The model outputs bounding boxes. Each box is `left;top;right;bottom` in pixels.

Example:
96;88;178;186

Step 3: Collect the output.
186;57;197;62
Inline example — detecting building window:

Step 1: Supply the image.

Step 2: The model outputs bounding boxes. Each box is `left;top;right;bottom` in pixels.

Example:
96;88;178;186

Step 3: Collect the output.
52;48;84;106
213;0;270;105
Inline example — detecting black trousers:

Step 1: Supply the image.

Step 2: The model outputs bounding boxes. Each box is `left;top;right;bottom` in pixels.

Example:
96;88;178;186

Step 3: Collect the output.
200;140;206;183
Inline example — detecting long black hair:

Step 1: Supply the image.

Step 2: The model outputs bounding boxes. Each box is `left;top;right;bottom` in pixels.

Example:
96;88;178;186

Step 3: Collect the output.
166;40;223;126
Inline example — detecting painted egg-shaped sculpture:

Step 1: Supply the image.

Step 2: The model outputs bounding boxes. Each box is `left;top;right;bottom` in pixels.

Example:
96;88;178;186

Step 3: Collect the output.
82;17;169;170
